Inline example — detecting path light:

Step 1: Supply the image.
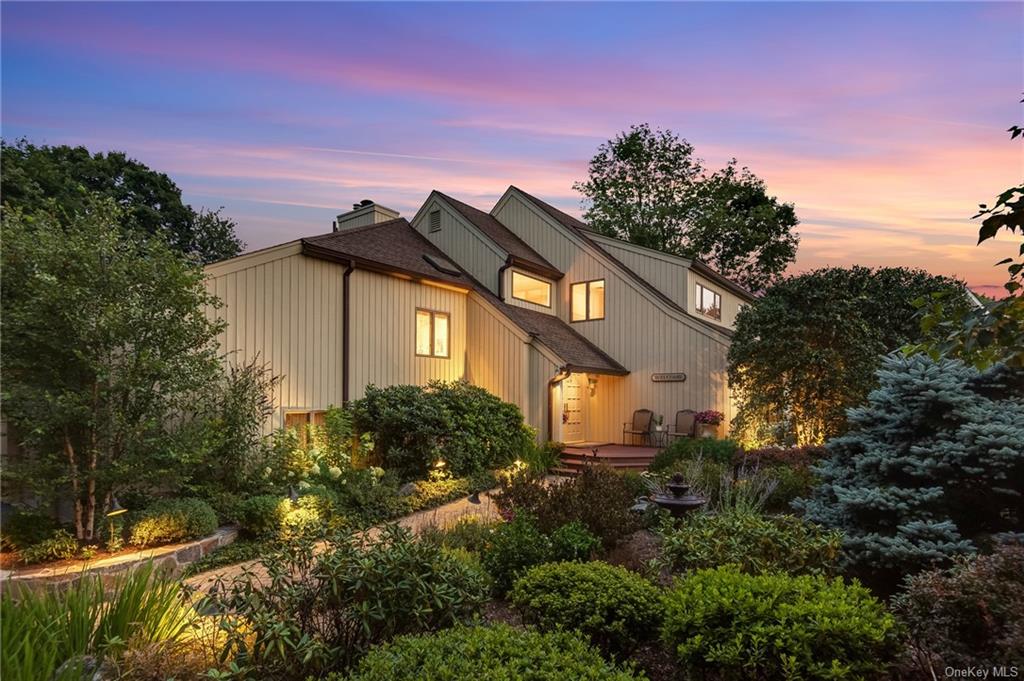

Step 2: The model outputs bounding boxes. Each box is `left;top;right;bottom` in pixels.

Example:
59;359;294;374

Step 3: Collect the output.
434;458;446;469
467;491;481;505
289;486;299;503
106;496;127;553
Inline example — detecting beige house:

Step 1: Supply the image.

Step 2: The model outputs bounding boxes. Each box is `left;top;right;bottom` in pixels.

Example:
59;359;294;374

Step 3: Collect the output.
203;187;753;445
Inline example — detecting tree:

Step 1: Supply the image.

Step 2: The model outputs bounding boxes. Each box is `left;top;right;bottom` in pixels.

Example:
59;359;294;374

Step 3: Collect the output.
728;266;968;445
797;354;1024;589
907;98;1023;368
1;199;225;540
573;124;798;292
0;139;243;263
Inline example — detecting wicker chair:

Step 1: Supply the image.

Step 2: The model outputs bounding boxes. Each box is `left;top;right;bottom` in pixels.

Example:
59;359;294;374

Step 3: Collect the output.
667;409;696;441
622;409;654;446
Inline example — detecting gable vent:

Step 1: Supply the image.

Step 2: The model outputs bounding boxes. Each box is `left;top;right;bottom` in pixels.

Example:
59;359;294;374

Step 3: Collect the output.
429;210;442;233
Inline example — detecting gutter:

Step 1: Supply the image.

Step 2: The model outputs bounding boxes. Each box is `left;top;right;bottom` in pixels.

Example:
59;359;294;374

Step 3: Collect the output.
342;262;354;404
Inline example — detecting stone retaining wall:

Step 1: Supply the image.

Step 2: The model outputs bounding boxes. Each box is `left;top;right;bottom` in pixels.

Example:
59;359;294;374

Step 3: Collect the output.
1;527;237;592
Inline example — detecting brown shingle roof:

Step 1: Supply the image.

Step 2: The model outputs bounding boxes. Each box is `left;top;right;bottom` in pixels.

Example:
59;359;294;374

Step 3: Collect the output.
301;218;467;287
302;217;627;373
496;302;628;375
511;188;736;337
434;192;562;279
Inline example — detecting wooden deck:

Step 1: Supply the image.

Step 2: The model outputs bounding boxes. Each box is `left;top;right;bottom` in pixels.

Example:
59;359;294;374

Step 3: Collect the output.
553;444;660;476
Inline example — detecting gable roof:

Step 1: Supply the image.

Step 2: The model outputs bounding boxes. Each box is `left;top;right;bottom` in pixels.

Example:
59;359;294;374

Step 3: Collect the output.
433;191;563;280
509;187;738;336
301;217;627;375
301;218;468;288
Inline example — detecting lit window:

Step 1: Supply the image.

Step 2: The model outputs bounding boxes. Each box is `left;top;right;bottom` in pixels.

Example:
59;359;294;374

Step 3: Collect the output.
696;283;722;320
571;279;606;321
511;271;551;307
284;410;325;447
416;309;450;358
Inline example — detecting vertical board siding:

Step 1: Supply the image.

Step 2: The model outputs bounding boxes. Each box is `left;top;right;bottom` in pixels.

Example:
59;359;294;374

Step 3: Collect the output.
204;251;345;432
347;269;467;399
590;238;689;310
411;199;505;294
493;193;735;440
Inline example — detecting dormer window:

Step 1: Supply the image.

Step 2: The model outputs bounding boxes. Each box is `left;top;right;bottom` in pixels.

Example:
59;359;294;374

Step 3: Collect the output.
696;282;722;320
511;271;551;307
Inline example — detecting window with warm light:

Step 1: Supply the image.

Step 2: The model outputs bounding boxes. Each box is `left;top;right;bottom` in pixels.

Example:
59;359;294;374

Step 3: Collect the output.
696;283;722;320
511;271;551;307
416;309;450;358
571;279;605;321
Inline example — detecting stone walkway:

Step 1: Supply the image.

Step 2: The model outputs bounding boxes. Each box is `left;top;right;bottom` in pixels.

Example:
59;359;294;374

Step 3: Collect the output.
185;490;501;592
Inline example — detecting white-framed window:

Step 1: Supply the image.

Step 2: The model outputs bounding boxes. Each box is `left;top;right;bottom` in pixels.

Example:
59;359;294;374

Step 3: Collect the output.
696;283;722;320
570;279;605;322
511;271;552;307
416;308;450;358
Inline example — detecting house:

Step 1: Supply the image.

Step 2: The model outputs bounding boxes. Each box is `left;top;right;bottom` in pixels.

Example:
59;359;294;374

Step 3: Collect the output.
202;186;753;445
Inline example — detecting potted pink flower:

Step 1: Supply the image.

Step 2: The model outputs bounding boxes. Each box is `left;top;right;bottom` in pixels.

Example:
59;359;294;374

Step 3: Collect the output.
694;410;724;438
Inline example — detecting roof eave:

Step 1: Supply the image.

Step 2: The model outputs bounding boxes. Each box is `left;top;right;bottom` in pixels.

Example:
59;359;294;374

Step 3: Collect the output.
301;240;471;292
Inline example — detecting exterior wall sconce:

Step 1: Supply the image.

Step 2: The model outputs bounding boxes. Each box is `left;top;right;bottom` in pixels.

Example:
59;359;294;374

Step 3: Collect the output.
587;375;599;397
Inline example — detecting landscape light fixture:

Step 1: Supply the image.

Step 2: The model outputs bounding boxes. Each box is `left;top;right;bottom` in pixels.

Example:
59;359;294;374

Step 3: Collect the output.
106;496;127;517
289;486;299;502
467;491;481;505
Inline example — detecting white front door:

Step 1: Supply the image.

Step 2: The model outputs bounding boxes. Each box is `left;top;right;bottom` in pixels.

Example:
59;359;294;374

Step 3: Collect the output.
561;374;585;443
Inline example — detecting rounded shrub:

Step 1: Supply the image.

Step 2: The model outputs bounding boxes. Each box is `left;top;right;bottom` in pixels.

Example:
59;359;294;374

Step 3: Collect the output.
550;521;601;562
481;514;551;594
128;498;217;548
512;561;663;654
342;624;644;681
659;509;842;576
662;566;900;680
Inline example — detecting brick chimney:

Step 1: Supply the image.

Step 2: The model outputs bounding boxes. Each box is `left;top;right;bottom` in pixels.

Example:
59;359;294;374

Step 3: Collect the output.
334;199;400;231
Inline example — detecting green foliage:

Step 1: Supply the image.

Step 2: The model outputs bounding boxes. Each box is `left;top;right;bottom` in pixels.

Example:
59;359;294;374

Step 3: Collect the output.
0;562;195;681
181;538;270;578
573;123;797;292
235;493;330;542
201;525;487;678
798;354;1024;586
512;561;663;655
522;439;564;474
650;437;740;471
893;543;1024;671
419;515;500;554
342;624;645;681
481;514;553;594
657;509;842;576
0;139;243;263
494;466;639;548
127;498;218;548
350;380;532;479
550;521;602;562
0;199;225;541
728;266;968;445
662;567;900;680
20;529;80;564
236;494;288;540
0;508;63;551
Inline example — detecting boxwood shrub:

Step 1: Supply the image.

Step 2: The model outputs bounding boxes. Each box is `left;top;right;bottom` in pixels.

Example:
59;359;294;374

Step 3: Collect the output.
128;498;218;548
512;561;663;655
481;514;552;594
658;509;842;576
341;624;644;680
662;566;899;680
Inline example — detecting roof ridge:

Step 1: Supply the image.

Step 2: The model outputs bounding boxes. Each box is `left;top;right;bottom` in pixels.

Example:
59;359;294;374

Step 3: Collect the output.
307;216;409;241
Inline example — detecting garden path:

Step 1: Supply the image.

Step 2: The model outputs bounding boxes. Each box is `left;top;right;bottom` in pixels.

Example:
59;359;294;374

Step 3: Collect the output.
183;490;501;592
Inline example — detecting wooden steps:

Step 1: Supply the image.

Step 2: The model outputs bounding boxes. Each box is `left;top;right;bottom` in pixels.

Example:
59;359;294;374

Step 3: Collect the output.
555;445;660;476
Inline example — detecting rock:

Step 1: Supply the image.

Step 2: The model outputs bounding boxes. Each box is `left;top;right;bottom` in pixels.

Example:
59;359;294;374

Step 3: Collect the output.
398;482;420;497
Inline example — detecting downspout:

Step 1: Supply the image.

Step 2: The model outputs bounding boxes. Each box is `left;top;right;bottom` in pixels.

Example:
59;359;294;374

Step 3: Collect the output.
342;261;354;404
497;256;514;300
546;366;571;443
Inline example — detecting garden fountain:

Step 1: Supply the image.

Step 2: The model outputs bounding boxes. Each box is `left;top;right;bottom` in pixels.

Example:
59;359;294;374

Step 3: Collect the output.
648;473;707;518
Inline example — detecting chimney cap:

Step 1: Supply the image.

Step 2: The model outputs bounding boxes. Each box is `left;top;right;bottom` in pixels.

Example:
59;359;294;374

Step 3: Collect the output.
353;199;374;210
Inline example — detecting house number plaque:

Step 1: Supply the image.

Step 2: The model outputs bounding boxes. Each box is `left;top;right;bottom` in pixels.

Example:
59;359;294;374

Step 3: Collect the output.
651;372;686;383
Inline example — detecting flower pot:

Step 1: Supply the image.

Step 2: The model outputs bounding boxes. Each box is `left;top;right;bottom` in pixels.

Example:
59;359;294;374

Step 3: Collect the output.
699;423;718;438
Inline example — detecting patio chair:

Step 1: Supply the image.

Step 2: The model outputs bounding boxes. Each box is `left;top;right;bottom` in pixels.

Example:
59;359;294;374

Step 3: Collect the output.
622;409;654;446
667;409;696;441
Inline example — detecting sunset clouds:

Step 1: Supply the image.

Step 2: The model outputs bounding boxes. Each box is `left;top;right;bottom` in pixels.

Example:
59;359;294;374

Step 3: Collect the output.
2;2;1021;291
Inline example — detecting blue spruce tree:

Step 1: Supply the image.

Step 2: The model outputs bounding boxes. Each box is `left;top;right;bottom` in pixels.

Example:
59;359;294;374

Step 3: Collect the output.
798;353;1024;586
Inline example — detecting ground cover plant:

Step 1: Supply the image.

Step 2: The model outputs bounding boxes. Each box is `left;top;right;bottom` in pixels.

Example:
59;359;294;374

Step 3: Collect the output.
339;624;646;681
512;561;663;655
662;566;900;680
200;525;488;679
